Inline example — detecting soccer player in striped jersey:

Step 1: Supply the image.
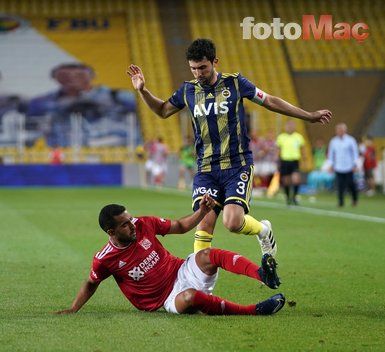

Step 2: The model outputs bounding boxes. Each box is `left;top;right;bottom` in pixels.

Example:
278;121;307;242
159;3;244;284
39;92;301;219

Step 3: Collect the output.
127;38;332;256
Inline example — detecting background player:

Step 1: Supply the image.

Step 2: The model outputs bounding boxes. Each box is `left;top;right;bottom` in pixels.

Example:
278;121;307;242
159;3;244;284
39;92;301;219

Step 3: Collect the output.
276;120;305;206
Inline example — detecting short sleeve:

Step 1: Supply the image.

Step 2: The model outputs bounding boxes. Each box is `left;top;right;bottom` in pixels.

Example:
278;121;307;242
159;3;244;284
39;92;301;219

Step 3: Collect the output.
238;75;266;105
151;216;172;236
298;133;305;146
89;258;111;283
168;83;186;109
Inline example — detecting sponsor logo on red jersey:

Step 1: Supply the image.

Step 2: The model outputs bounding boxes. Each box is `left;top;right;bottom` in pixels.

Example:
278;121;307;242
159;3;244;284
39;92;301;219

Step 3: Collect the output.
139;238;152;250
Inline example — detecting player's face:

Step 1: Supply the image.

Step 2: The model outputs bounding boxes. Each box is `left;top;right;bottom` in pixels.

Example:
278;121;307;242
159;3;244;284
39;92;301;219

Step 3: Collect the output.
188;58;218;86
111;211;137;246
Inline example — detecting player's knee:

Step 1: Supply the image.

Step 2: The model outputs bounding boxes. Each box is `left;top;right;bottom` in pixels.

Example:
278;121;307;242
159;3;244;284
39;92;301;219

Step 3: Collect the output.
223;217;242;232
196;248;211;259
181;288;197;306
195;249;217;275
195;248;211;264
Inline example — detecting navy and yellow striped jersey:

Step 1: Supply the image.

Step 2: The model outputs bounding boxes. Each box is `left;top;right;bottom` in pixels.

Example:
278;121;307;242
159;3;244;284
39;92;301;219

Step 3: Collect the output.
169;73;266;172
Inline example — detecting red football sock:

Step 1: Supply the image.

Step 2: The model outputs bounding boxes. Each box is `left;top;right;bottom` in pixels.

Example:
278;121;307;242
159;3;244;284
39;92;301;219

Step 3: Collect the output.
192;290;256;315
209;248;261;281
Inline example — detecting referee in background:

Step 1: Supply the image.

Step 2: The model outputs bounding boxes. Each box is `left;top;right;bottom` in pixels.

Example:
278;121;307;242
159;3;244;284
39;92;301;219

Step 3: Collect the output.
276;120;305;206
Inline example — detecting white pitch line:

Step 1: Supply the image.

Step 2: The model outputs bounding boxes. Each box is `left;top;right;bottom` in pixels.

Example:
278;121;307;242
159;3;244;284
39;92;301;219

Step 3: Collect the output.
252;200;385;224
143;187;385;224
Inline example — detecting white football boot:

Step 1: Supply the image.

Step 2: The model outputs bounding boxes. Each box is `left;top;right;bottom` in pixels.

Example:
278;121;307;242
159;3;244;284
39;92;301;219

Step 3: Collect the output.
256;220;277;257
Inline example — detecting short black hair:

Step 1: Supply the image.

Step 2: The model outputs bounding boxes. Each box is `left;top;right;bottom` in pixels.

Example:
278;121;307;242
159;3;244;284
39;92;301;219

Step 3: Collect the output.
186;38;216;63
98;204;126;232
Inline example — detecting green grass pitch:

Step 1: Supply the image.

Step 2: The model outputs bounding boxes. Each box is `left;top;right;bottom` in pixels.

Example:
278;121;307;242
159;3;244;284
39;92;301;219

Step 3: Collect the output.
1;187;384;351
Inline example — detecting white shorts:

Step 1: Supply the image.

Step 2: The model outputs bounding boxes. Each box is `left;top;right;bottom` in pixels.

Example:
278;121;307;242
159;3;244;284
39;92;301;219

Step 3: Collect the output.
163;253;218;314
145;160;153;172
152;162;167;177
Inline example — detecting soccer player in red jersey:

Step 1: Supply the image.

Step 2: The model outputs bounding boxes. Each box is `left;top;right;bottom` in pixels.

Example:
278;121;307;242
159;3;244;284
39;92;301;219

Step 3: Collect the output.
56;194;284;316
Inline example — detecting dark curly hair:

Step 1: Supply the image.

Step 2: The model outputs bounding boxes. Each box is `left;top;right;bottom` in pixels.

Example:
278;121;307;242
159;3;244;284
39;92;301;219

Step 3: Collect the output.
186;38;216;62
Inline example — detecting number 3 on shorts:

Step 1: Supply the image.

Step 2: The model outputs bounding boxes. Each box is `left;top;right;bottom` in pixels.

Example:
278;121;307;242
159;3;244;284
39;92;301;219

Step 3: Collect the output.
236;181;246;195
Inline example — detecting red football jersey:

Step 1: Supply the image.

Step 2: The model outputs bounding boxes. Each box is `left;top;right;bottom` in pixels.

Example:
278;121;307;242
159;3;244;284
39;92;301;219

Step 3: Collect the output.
90;216;184;311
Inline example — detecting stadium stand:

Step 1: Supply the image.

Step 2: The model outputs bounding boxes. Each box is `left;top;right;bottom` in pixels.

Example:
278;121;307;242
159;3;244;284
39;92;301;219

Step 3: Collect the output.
0;0;181;164
185;0;314;170
274;0;385;160
275;0;385;71
0;0;384;167
125;0;182;152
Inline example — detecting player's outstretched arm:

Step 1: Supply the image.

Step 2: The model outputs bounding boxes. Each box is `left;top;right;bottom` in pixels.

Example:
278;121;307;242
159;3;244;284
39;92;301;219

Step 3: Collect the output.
55;278;100;314
168;194;215;234
262;94;332;125
127;64;180;118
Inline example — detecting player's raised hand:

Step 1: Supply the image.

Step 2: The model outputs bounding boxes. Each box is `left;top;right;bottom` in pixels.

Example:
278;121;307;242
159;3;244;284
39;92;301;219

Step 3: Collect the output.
309;109;333;125
127;64;145;91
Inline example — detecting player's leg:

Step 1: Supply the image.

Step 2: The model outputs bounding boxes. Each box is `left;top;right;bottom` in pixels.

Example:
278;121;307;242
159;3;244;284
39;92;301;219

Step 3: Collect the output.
194;211;217;252
221;166;277;257
175;288;285;315
196;248;280;289
152;163;161;186
224;206;277;257
335;172;345;207
347;171;358;206
282;175;291;204
291;166;302;205
192;172;223;252
279;160;292;205
364;169;375;195
166;251;283;315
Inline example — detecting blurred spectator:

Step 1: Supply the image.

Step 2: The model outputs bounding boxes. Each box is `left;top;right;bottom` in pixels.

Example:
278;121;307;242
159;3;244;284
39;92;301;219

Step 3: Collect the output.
178;135;196;190
249;130;264;189
260;130;279;188
0;71;27;146
26;63;136;147
327;123;359;207
276;120;305;206
307;161;335;192
312;137;327;170
362;135;377;196
49;146;64;165
143;138;156;186
151;137;169;187
250;130;279;193
135;145;146;161
307;137;334;192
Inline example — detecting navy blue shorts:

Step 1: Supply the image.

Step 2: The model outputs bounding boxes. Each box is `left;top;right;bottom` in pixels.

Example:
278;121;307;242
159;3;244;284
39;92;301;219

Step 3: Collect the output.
192;165;254;215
